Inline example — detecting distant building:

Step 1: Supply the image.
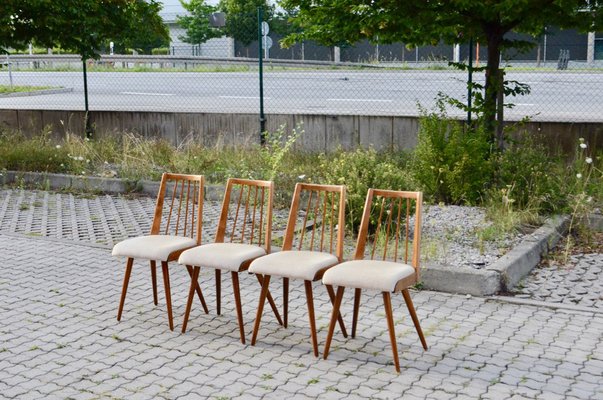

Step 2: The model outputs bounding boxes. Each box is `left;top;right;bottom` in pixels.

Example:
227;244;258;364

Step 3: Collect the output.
158;0;233;57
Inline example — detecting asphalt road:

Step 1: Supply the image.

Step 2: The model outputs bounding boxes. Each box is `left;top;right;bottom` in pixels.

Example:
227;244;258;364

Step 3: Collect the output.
1;70;602;122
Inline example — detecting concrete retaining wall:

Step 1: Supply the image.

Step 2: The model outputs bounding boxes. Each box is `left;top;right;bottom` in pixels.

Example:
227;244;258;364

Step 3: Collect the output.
0;109;601;153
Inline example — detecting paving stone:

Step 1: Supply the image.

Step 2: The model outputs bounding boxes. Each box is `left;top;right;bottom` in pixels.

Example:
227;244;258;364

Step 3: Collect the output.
1;189;602;400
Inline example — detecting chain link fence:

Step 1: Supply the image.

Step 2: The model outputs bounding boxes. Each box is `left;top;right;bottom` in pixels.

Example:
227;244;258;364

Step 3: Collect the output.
1;19;602;124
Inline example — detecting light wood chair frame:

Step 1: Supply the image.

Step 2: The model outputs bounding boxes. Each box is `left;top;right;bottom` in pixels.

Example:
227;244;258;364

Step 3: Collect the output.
323;189;428;372
116;173;209;331
251;183;348;356
181;178;283;343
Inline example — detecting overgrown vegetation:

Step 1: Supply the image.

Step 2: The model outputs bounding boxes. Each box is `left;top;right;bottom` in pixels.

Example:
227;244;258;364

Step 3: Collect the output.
0;116;601;247
0;85;52;94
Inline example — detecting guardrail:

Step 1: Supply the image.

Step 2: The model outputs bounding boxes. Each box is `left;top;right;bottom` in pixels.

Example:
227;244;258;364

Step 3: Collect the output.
4;54;381;69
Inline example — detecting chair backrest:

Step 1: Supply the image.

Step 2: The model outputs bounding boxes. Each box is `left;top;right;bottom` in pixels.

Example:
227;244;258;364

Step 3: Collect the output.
282;183;346;261
354;189;423;279
215;178;274;252
150;173;204;245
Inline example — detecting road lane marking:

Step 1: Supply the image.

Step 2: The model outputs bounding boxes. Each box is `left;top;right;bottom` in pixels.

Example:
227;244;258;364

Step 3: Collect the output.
121;92;174;96
327;98;393;102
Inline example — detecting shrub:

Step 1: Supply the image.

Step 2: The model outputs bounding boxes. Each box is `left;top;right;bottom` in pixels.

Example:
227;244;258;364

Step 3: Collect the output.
410;106;494;205
491;131;565;213
317;148;414;232
151;47;170;55
0;129;71;173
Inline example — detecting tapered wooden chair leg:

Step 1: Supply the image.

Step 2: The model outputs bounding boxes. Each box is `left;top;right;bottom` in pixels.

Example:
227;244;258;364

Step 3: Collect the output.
182;266;200;333
256;274;283;326
283;277;289;328
185;265;209;314
117;258;134;321
402;289;428;350
215;269;221;315
231;271;246;344
383;292;400;373
326;284;348;338
324;286;345;360
161;261;174;331
304;280;319;357
150;260;158;306
352;288;362;338
251;275;271;345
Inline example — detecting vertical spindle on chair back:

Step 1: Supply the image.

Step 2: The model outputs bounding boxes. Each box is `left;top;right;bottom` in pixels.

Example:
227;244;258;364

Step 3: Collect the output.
283;183;346;261
354;189;422;280
215;178;274;252
150;173;204;245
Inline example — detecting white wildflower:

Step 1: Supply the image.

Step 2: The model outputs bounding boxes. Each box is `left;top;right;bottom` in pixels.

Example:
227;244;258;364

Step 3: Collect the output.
576;173;582;179
55;144;61;149
585;157;593;164
580;143;587;149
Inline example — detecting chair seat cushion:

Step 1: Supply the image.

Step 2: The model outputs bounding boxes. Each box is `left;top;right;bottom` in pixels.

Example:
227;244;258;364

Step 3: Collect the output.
112;235;197;262
178;243;267;272
249;250;339;281
322;260;416;292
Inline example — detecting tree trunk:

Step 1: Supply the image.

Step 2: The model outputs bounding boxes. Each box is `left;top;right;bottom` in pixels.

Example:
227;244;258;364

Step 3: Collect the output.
483;27;503;142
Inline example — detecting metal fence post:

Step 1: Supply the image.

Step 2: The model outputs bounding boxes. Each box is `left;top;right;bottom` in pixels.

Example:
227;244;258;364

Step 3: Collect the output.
82;59;92;138
467;38;473;125
258;7;266;145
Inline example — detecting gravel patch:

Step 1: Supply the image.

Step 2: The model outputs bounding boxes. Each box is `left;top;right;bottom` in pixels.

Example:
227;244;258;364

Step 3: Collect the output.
420;204;528;269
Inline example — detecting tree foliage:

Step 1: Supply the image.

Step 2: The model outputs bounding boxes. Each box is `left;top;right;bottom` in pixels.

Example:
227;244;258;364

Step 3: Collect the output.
219;0;273;47
177;0;223;45
280;0;603;137
122;0;170;54
0;0;168;59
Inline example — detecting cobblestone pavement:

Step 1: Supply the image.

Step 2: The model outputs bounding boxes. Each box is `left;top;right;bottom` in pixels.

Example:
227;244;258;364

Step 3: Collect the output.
513;254;603;309
1;188;603;399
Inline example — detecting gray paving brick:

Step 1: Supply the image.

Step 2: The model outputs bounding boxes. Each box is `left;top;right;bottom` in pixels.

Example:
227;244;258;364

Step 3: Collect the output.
1;190;602;400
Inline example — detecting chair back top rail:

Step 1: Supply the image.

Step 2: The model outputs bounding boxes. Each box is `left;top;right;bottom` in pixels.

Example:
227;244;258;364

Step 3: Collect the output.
283;183;346;261
151;173;204;245
215;178;274;252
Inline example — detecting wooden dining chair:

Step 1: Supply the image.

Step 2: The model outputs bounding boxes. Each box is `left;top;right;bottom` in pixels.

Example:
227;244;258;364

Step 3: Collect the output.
112;173;208;331
249;183;348;357
322;189;427;372
178;178;283;343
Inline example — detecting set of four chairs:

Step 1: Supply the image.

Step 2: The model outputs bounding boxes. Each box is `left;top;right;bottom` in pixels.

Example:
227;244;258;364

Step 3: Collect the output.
112;173;427;372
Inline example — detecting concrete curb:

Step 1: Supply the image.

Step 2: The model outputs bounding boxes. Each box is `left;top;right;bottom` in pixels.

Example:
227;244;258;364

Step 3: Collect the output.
487;215;569;291
0;170;224;201
0;87;73;98
1;170;571;297
421;216;569;296
583;213;603;232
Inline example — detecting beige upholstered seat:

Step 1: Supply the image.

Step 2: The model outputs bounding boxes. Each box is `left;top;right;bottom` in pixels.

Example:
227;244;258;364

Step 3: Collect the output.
323;260;415;292
179;178;283;343
179;243;266;272
322;189;428;373
112;173;207;331
113;235;197;262
250;183;348;357
249;251;338;281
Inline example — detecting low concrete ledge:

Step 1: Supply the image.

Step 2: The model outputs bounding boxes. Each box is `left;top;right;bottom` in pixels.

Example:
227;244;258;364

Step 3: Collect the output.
421;264;501;296
420;216;569;296
583;213;603;232
486;216;569;291
1;171;223;200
